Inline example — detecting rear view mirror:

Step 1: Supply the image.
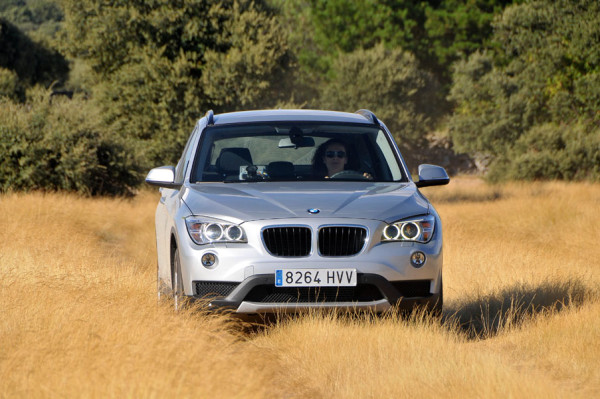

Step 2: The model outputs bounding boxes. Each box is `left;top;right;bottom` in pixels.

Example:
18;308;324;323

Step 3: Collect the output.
278;137;315;148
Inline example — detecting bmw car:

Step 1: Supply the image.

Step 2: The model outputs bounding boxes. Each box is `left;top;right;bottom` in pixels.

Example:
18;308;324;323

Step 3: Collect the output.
146;109;449;315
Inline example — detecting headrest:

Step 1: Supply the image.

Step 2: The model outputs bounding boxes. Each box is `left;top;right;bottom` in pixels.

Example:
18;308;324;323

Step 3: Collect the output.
217;148;253;174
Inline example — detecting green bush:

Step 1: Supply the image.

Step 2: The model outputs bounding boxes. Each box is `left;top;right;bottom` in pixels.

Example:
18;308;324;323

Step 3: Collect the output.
487;123;600;182
0;17;68;88
0;67;24;101
449;0;600;180
320;44;440;146
60;0;290;166
0;0;64;41
0;88;143;195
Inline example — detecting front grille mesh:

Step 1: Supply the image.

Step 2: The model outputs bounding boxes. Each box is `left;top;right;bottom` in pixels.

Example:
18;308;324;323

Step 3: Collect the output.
243;284;384;303
263;227;311;257
194;281;239;298
318;226;367;256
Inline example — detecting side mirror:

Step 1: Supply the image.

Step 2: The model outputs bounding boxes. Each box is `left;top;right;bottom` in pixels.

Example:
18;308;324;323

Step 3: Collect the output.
415;164;450;188
145;166;181;189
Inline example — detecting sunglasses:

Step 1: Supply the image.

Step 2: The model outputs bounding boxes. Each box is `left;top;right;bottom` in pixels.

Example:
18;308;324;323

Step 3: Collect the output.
325;150;346;158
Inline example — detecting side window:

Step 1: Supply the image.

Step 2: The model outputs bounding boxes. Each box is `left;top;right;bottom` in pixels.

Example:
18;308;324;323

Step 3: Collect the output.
175;126;199;183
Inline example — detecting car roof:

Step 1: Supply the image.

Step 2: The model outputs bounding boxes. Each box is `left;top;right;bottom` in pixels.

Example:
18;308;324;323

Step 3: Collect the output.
211;109;376;126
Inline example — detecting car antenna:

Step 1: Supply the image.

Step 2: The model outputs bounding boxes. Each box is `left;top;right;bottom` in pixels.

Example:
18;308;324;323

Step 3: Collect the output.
205;110;214;126
355;109;380;126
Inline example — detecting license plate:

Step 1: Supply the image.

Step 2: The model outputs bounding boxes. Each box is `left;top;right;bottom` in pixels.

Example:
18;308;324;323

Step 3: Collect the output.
275;269;357;287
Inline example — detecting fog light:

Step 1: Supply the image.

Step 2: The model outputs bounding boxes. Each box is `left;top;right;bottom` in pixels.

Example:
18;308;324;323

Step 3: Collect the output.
410;251;426;268
201;253;217;267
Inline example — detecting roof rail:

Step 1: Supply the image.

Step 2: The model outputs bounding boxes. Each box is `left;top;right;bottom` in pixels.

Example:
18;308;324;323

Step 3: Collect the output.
355;109;380;126
205;110;214;126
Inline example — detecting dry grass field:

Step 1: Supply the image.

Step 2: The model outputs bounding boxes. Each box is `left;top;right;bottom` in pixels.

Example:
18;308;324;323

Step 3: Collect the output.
1;178;599;398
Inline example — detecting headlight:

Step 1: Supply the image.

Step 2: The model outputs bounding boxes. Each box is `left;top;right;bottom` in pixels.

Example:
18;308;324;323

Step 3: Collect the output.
185;217;247;245
381;215;435;243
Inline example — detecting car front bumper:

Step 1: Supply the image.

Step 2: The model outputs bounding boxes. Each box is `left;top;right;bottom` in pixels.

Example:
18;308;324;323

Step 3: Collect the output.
187;273;441;314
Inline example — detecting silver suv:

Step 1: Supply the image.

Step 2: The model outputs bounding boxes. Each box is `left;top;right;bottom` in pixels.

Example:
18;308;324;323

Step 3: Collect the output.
146;109;449;315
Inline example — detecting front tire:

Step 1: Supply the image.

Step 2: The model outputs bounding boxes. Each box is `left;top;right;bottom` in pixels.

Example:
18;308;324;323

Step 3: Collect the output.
157;262;162;302
172;248;185;311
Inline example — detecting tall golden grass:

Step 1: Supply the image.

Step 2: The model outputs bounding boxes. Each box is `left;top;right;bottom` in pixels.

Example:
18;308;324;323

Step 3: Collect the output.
1;178;599;398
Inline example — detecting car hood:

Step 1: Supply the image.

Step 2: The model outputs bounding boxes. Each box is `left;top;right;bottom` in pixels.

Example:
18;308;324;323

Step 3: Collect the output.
182;182;429;224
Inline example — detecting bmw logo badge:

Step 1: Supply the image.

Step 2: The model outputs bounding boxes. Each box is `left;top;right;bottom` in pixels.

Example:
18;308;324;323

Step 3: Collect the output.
307;208;320;214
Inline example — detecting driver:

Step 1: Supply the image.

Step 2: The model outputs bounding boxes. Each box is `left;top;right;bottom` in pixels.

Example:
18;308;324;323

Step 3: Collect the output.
312;139;372;179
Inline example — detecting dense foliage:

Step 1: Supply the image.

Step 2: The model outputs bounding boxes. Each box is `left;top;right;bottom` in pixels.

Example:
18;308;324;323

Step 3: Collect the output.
0;0;598;195
0;17;68;93
59;0;290;165
320;45;439;146
449;0;600;180
0;89;142;195
280;0;516;88
275;0;518;149
0;0;63;39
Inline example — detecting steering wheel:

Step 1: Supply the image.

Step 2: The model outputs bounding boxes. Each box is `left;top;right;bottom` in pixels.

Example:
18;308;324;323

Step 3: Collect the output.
329;170;370;180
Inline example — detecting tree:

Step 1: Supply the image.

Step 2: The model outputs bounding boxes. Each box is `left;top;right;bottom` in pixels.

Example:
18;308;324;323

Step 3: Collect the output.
0;67;24;101
321;45;439;144
60;0;290;165
0;17;68;90
0;88;142;195
423;0;517;83
277;0;517;87
319;45;442;168
448;0;600;180
0;0;64;40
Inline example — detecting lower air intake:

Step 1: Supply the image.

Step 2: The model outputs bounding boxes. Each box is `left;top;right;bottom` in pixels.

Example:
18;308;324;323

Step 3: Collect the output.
391;280;431;297
243;284;384;303
194;281;239;298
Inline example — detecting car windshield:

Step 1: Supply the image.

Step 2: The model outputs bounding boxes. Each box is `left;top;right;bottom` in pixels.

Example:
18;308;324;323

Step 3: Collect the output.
190;123;407;183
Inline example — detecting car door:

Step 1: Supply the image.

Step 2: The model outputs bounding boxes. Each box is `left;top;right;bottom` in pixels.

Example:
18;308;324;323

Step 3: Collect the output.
156;119;205;286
